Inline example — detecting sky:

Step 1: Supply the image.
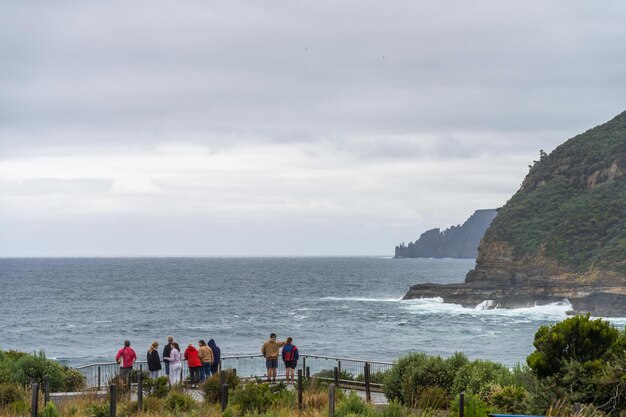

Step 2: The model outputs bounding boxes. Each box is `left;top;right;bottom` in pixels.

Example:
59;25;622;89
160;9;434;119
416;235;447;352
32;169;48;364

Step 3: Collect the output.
1;0;625;257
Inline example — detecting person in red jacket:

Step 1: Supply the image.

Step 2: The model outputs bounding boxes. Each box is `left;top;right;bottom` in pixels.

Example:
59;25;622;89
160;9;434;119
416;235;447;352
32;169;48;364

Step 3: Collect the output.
184;343;202;387
115;340;137;390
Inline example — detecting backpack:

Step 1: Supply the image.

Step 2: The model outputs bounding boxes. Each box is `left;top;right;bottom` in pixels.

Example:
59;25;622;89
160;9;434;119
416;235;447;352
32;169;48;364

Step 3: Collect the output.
283;345;298;361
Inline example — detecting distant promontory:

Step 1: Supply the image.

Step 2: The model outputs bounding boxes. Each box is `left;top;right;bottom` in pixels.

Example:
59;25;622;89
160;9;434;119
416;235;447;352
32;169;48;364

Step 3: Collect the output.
395;209;497;259
404;111;626;317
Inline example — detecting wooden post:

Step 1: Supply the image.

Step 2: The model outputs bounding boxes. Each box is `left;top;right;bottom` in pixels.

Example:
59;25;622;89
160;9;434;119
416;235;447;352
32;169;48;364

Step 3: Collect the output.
364;363;371;403
328;383;335;417
30;382;39;417
333;367;339;387
137;371;143;412
109;384;117;417
221;384;229;411
302;357;306;377
220;370;226;403
44;375;50;404
306;366;310;379
459;392;465;417
97;366;102;388
233;368;237;379
298;369;303;410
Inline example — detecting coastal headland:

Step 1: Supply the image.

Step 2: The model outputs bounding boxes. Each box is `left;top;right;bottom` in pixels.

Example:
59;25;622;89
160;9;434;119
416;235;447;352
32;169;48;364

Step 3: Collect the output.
404;111;626;317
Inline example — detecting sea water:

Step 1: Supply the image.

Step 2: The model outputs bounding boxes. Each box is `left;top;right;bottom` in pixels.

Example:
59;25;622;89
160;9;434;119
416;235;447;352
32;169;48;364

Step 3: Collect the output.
2;257;624;367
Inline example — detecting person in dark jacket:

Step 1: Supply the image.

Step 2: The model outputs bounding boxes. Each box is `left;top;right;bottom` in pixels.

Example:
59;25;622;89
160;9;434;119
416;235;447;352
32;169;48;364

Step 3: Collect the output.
147;341;161;378
208;339;221;375
281;337;299;384
162;335;174;376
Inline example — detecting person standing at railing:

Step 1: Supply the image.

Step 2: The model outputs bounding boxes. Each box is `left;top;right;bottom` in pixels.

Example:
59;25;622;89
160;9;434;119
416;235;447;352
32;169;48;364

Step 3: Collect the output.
162;335;174;376
281;337;299;384
208;339;221;376
261;333;285;383
164;342;182;385
184;343;202;387
147;341;162;378
198;340;214;381
115;340;137;390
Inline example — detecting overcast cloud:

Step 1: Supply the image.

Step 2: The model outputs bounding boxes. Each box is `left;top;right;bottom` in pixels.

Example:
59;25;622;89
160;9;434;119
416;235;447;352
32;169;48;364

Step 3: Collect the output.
1;0;625;256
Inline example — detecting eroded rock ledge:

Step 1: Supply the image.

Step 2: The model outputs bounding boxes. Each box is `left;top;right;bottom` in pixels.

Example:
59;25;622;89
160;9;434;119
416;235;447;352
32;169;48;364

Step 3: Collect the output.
403;281;626;317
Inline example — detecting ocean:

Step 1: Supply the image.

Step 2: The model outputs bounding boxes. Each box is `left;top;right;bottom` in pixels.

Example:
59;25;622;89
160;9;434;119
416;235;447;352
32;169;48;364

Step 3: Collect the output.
2;257;624;368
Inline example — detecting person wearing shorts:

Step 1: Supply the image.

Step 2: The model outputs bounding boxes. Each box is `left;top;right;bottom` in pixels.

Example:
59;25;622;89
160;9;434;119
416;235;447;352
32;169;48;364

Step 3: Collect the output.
281;337;299;384
261;333;285;383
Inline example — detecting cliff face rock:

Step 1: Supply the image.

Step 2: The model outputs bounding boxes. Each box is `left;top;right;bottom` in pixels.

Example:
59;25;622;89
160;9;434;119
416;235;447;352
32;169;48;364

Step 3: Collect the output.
395;209;497;259
405;111;626;317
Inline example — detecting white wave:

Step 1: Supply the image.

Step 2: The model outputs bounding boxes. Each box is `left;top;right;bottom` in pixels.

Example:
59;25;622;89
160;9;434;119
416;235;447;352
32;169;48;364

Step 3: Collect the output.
321;296;403;302
475;300;496;310
95;320;112;323
401;298;572;320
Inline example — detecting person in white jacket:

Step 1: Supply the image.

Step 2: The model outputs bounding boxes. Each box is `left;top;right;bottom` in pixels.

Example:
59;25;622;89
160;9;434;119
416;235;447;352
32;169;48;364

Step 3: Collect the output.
164;342;182;385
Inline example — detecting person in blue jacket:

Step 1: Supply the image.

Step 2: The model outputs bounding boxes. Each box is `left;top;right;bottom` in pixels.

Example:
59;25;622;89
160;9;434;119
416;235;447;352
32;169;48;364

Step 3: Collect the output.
281;337;299;384
208;339;221;375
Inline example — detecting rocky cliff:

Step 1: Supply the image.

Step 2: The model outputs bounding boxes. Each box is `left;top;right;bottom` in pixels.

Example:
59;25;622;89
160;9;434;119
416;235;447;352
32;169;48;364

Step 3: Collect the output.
404;111;626;317
395;209;497;259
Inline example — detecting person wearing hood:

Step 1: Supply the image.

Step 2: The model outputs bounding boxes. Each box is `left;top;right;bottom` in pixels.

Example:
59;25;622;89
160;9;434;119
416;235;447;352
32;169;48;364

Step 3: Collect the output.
208;339;221;375
184;343;202;387
198;340;214;381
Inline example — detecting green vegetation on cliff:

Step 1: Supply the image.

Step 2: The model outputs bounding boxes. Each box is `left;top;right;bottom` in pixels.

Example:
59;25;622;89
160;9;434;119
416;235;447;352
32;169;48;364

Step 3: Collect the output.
483;111;626;274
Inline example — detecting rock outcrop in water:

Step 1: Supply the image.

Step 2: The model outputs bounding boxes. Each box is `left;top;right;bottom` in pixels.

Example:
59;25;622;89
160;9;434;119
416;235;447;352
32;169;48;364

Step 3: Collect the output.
404;111;626;317
395;209;497;259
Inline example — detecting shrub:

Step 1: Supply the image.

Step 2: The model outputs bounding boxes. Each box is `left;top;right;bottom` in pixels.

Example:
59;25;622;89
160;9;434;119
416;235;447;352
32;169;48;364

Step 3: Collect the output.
164;389;196;412
381;401;410;417
449;392;490;417
315;369;356;381
14;352;66;391
7;399;29;414
451;359;511;399
84;403;109;417
222;406;236;417
143;376;170;398
527;315;620;378
201;370;239;403
384;352;429;404
230;382;272;415
488;384;527;414
335;391;373;417
41;401;60;417
142;396;165;413
63;367;86;391
0;383;24;406
416;386;449;410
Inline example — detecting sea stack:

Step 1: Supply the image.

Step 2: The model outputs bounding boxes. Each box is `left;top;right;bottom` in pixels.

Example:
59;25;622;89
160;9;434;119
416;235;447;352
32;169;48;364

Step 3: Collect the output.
404;111;626;317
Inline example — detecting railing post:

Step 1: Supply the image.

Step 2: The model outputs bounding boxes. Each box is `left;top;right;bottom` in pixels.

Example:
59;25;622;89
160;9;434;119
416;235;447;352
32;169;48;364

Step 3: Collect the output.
364;362;371;403
302;357;306;376
137;371;143;412
337;360;342;379
44;375;50;404
333;366;339;387
298;369;303;410
30;382;39;417
459;392;465;417
221;384;229;411
233;368;237;379
109;384;116;417
98;366;102;388
306;366;310;379
220;370;226;403
328;383;335;417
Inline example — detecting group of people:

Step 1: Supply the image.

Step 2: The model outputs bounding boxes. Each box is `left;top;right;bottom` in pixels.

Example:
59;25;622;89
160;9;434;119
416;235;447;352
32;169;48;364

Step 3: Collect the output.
115;333;299;388
115;336;221;387
261;333;299;384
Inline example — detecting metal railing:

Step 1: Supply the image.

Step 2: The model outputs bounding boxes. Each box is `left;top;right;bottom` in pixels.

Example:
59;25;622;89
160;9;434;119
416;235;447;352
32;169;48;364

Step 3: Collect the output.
76;354;393;390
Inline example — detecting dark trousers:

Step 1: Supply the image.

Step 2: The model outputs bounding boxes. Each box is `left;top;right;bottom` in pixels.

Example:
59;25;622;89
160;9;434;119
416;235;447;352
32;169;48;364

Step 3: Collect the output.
164;361;170;375
190;366;201;384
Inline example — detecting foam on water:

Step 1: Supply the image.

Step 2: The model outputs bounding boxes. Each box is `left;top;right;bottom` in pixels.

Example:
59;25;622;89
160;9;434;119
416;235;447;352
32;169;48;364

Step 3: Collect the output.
321;296;403;302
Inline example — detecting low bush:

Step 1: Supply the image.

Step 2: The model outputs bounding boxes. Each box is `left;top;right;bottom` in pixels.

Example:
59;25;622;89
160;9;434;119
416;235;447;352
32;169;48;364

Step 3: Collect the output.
201;370;239;403
381;401;410;417
62;367;86;391
84;403;109;417
451;359;511;399
0;383;24;406
41;401;60;417
449;392;490;417
416;386;449;410
488;384;527;414
164;389;196;413
230;382;272;415
335;391;373;417
143;376;170;398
